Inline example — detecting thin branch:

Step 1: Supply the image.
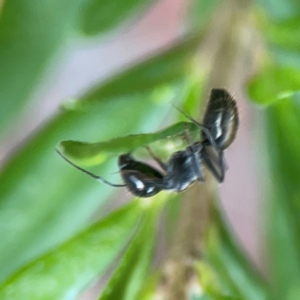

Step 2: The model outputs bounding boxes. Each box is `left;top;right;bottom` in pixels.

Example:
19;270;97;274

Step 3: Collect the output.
159;0;254;299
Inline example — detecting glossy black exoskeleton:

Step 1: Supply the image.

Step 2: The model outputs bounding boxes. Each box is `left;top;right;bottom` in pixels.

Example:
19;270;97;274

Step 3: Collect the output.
118;142;204;197
203;89;239;149
56;142;205;198
56;88;238;197
117;153;164;197
201;88;239;182
170;88;238;183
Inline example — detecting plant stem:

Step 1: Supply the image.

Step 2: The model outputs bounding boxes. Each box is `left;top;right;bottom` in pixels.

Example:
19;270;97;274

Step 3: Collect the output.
159;0;255;299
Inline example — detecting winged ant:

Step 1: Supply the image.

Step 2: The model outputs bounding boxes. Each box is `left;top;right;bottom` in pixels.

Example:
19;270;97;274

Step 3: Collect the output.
56;88;238;197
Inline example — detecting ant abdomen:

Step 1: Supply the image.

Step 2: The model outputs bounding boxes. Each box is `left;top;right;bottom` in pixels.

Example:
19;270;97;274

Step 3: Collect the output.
203;89;239;150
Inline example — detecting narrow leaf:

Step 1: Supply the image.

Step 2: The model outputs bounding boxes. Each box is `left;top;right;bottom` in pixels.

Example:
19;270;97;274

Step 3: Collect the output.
58;122;198;165
79;0;153;36
0;97;166;282
205;200;271;300
263;94;300;298
0;200;144;300
261;15;300;52
247;65;300;106
0;0;82;135
0;33;199;280
98;194;166;300
257;0;300;21
77;33;203;107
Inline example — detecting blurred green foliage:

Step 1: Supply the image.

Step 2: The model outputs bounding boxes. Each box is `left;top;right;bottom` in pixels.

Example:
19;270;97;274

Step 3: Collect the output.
0;200;144;299
79;0;153;36
0;0;300;299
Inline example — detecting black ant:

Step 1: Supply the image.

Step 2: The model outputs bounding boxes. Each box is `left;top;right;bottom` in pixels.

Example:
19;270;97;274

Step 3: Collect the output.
56;89;238;197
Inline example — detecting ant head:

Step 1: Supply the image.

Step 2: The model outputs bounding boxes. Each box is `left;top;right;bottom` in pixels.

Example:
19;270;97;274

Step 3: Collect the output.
118;154;165;197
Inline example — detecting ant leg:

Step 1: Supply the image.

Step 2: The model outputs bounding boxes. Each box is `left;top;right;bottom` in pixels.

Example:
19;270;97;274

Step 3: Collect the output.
56;149;125;187
144;146;167;172
202;147;225;183
218;150;226;182
183;124;205;183
171;104;216;148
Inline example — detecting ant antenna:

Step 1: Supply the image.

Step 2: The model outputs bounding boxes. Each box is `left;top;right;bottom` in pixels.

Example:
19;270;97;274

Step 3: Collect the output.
56;149;126;187
171;104;216;148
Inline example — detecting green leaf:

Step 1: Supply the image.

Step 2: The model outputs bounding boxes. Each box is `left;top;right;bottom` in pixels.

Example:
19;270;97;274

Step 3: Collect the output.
249;2;300;110
189;294;215;300
0;96;165;283
98;193;167;300
76;33;203;107
244;11;300;296
133;272;161;300
0;31;201;282
58;122;198;165
261;15;300;52
0;200;145;299
0;0;82;136
263;94;300;298
194;295;239;300
247;65;300;106
0;2;202;137
205;201;271;300
188;0;221;30
195;262;241;300
79;0;153;36
257;0;300;21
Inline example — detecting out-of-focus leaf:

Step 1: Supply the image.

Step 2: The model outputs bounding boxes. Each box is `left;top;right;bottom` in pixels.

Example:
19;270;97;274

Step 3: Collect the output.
250;2;300;109
0;31;201;282
193;295;237;300
188;0;220;30
247;13;300;291
98;193;167;300
195;262;240;300
0;200;145;299
79;0;153;36
133;272;161;300
0;2;202;137
189;295;211;300
205;200;271;300
0;0;83;136
180;74;205;116
0;96;165;283
261;15;300;52
247;65;300;106
165;194;182;246
256;0;300;21
75;33;203;107
262;93;300;299
58;122;198;165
